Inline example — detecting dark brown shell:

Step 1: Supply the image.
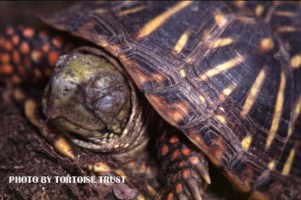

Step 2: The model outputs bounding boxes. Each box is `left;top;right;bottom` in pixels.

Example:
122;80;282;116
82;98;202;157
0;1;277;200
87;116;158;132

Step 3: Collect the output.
41;1;301;198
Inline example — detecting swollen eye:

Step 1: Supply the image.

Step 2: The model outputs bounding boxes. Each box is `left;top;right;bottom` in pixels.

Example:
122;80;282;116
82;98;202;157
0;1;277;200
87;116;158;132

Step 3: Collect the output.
85;74;127;113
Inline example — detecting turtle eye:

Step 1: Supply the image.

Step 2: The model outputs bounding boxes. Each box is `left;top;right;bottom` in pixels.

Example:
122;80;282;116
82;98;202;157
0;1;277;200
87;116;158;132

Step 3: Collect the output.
85;74;126;115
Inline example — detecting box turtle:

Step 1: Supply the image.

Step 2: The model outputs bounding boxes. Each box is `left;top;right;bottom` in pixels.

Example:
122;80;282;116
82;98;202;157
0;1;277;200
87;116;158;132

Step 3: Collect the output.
1;1;301;200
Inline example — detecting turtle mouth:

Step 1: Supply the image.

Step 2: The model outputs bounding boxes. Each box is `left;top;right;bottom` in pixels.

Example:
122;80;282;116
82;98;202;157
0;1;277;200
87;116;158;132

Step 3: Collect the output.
42;51;132;151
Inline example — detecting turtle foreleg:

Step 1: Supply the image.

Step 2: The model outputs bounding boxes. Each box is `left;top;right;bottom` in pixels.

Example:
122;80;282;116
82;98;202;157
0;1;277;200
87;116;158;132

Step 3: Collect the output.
0;25;74;85
157;127;211;200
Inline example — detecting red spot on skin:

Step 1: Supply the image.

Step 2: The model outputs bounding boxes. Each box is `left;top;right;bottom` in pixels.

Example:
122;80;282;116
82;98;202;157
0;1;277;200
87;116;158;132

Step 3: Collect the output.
17;65;25;75
23;28;35;38
12;35;20;45
178;161;185;168
176;183;182;193
182;169;190;179
169;135;179;143
12;75;21;84
138;163;147;173
0;53;10;63
31;50;42;63
6;27;14;35
20;42;30;54
12;50;20;64
1;64;13;74
34;68;42;78
39;30;49;38
171;149;180;161
189;156;200;165
42;44;50;53
182;148;191;156
4;40;13;51
48;51;59;66
167;192;174;200
161;145;169;156
52;36;63;48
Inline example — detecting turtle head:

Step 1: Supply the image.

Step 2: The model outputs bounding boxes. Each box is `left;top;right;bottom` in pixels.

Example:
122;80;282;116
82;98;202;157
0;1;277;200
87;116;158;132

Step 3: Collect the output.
42;50;151;156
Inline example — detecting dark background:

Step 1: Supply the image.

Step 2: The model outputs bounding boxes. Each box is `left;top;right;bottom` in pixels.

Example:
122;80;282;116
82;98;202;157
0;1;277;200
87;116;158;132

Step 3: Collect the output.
0;1;74;25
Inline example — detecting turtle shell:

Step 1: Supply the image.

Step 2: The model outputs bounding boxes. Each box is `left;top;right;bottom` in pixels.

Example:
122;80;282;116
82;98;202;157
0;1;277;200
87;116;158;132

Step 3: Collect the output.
41;1;301;198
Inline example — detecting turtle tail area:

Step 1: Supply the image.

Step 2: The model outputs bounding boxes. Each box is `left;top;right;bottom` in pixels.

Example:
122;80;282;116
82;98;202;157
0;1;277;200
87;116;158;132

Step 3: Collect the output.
157;127;211;200
0;25;74;86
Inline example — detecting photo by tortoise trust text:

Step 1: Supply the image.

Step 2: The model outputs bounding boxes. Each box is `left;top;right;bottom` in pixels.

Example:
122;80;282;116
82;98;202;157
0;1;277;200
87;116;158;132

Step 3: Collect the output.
8;175;126;184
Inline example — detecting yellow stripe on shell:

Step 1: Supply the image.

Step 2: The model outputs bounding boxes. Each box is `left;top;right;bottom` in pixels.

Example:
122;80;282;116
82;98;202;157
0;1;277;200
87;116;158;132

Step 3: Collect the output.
274;11;296;17
276;26;296;33
180;69;186;77
282;148;295;175
136;1;192;39
241;66;267;117
211;38;234;48
173;30;190;54
199;55;245;81
215;114;227;124
214;13;228;27
266;70;286;149
255;5;264;17
237;16;256;24
290;55;301;69
287;95;301;139
94;8;106;14
117;5;146;16
260;38;274;52
234;1;246;7
268;160;275;170
218;83;237;102
241;135;252;151
199;95;206;103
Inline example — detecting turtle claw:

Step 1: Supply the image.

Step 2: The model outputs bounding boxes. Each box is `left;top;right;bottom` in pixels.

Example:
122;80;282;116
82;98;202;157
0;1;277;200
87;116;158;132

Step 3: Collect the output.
195;163;211;184
157;127;210;200
187;178;203;200
176;193;189;200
